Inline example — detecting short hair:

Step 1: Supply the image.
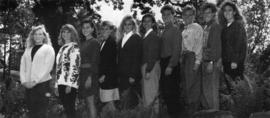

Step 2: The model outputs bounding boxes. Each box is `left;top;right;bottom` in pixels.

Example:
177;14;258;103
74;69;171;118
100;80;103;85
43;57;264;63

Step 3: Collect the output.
101;21;115;30
202;2;218;13
182;5;196;16
161;4;175;14
101;20;116;39
26;25;52;48
58;24;80;46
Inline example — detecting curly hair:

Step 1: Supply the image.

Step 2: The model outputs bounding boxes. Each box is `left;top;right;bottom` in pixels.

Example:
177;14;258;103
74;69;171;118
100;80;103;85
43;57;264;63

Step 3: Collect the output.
218;1;246;27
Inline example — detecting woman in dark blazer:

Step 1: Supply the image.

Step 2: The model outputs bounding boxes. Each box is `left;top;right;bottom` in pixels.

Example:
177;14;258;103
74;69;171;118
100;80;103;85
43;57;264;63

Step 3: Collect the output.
116;15;142;110
98;21;119;111
218;1;247;80
140;14;161;114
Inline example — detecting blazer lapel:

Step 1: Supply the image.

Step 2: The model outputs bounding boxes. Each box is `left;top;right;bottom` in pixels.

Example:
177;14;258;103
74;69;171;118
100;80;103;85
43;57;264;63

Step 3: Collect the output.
122;34;134;49
143;30;153;40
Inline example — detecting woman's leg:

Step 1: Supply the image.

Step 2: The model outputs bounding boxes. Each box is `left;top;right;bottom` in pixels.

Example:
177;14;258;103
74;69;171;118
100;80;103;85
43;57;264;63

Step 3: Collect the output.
58;85;77;118
86;95;97;118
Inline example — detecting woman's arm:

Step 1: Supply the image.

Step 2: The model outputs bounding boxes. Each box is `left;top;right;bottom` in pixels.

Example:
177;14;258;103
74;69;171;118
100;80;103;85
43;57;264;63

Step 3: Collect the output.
20;51;27;84
68;45;81;86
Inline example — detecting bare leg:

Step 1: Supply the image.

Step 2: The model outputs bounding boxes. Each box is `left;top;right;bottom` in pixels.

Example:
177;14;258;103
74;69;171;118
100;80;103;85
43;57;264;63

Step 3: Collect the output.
86;95;97;118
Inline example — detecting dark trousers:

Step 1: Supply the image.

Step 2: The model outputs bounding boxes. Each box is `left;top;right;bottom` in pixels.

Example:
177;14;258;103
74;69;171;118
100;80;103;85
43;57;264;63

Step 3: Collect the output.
58;85;77;118
25;80;50;118
160;57;181;118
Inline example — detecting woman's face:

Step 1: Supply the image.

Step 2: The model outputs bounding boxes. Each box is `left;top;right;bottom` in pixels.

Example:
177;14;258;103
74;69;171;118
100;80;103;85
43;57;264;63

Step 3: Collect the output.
162;10;174;24
101;25;112;41
183;10;195;25
123;19;134;33
62;29;71;43
33;29;45;45
224;5;235;22
143;17;153;31
82;23;94;37
203;8;215;23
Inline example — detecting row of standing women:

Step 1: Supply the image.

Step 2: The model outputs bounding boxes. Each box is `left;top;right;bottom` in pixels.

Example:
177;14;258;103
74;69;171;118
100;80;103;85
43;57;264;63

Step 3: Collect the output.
19;1;247;118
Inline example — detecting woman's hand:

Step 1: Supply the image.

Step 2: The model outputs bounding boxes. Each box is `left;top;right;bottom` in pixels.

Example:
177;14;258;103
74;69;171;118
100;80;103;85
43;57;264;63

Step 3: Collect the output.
165;67;172;76
99;75;106;83
231;62;238;69
145;73;151;80
206;62;214;73
129;77;135;84
85;76;92;88
65;86;71;94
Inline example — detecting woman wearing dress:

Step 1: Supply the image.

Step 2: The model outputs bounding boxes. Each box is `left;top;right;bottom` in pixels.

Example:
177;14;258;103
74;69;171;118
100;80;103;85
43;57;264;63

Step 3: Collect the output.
55;24;80;118
98;21;119;111
79;20;100;118
140;13;161;114
20;25;55;118
218;1;247;80
117;15;142;110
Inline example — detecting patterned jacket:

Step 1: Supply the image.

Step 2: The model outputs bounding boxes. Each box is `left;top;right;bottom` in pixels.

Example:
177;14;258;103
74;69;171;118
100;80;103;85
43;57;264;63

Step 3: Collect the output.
56;42;81;89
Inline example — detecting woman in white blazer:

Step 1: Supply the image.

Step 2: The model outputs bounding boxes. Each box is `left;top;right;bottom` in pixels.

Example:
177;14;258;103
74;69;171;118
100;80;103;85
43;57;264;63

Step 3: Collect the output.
20;25;55;118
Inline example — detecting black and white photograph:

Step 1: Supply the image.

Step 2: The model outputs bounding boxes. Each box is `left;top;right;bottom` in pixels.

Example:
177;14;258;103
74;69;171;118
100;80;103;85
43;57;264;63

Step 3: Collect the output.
0;0;270;118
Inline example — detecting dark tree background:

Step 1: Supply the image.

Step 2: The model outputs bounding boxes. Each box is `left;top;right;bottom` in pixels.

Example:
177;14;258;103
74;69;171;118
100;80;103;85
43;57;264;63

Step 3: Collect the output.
0;0;270;118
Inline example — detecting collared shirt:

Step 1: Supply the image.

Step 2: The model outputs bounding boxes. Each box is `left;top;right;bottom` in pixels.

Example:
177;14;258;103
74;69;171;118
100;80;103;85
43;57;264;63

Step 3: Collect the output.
203;25;210;48
160;23;181;67
100;41;106;51
143;28;153;39
121;31;133;47
182;23;203;64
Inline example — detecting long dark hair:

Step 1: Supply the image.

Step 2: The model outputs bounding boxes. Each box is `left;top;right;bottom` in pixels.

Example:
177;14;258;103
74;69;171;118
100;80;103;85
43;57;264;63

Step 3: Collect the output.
140;13;158;36
81;20;97;42
218;1;246;27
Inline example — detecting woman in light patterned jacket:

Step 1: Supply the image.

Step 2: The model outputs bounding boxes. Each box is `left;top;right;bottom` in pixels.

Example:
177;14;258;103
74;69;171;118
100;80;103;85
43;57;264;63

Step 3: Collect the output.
55;24;81;118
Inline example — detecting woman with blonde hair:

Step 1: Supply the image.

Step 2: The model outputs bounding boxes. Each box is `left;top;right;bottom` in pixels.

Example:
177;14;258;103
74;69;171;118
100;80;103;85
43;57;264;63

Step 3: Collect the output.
20;25;55;118
117;15;142;110
98;21;119;111
55;24;81;118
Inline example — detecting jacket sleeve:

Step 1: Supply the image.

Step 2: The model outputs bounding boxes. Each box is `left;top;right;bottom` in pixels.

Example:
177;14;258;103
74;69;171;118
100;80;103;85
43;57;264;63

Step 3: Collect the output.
232;22;247;63
19;50;27;83
68;45;81;86
36;46;55;83
208;23;222;62
168;27;181;67
130;35;143;80
146;34;161;73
